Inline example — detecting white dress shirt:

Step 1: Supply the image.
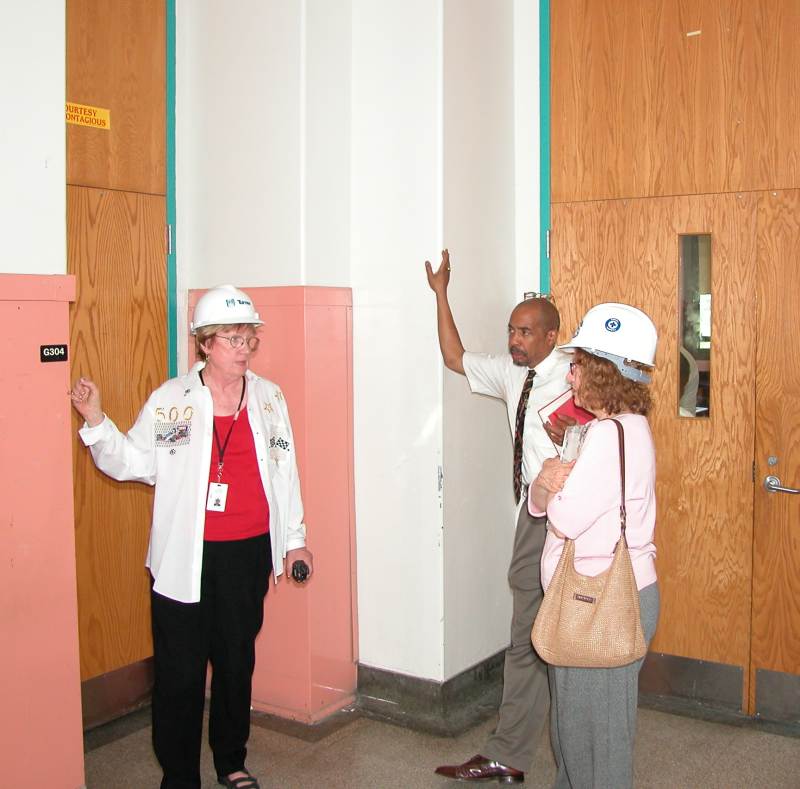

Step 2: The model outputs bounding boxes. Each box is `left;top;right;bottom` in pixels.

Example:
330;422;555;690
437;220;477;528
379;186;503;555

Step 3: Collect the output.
463;348;572;488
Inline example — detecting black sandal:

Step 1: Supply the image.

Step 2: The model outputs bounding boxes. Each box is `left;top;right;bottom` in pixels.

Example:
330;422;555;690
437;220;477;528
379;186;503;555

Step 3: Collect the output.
217;769;260;789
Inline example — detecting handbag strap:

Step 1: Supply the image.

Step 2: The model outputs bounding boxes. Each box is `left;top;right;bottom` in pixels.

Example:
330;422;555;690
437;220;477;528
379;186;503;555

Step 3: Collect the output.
610;418;627;538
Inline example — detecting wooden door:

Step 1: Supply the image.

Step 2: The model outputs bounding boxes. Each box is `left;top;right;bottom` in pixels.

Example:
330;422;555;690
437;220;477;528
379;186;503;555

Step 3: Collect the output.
67;0;167;725
551;0;800;204
550;0;800;721
751;189;800;719
67;0;166;195
551;192;759;706
68;186;166;681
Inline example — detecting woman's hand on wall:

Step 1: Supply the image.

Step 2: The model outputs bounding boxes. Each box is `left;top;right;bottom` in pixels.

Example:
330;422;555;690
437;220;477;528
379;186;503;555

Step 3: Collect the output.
70;377;104;427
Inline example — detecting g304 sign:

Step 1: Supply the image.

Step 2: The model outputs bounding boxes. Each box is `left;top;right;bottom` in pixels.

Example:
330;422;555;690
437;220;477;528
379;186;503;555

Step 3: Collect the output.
40;344;68;363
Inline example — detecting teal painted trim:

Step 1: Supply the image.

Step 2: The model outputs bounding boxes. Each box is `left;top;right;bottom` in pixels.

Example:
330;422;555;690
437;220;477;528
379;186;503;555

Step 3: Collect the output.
166;0;178;377
539;0;551;294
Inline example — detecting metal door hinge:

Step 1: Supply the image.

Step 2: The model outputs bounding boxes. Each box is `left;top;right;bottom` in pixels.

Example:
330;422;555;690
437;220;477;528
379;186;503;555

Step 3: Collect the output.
546;229;551;260
437;465;443;492
166;224;173;255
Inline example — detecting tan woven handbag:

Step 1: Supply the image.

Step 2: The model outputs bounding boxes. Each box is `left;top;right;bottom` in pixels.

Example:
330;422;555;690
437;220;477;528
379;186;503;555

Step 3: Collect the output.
531;418;647;668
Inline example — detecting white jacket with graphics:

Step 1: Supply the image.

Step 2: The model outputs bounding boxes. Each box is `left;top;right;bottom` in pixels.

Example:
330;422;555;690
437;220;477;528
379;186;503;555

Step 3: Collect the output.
79;362;306;603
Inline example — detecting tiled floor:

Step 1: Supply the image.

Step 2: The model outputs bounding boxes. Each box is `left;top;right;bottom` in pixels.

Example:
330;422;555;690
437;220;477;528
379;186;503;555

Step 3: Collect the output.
84;705;800;788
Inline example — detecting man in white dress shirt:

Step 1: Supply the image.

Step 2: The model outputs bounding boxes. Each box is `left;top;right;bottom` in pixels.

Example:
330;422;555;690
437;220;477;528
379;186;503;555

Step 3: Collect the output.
426;249;571;785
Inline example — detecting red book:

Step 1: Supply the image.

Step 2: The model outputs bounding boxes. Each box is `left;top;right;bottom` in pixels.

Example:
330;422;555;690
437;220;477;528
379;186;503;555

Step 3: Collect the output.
537;389;594;427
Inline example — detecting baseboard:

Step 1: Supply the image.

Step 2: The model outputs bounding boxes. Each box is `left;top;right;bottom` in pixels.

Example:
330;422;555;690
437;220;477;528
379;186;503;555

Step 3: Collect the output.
81;650;800;745
638;693;800;739
638;651;800;737
755;668;800;725
81;658;154;731
638;651;742;710
356;651;505;736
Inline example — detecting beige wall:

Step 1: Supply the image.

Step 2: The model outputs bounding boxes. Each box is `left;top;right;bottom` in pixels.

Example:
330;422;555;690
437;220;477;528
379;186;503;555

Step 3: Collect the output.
0;2;66;275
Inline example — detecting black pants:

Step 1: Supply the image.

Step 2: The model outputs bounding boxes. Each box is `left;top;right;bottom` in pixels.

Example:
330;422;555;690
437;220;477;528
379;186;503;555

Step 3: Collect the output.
151;533;272;789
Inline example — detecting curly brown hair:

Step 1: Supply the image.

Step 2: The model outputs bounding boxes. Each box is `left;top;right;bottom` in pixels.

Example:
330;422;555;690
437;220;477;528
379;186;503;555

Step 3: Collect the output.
573;348;652;416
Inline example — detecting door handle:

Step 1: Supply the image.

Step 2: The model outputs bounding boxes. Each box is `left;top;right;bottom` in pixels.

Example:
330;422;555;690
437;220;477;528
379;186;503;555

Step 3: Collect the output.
763;475;800;495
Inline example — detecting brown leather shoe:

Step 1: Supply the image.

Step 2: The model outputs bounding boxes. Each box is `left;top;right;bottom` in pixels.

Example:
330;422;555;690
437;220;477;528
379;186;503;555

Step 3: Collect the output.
434;754;524;783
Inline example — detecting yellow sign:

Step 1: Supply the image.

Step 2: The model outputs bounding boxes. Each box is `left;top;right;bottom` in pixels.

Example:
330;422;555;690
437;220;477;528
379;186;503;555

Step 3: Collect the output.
65;102;111;130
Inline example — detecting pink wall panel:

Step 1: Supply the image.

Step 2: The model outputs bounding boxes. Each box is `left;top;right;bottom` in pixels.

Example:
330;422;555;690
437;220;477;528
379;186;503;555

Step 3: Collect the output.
188;286;357;723
0;275;85;788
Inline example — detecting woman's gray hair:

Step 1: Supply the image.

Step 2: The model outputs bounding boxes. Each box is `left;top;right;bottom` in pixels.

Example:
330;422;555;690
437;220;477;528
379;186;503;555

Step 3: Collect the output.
194;323;256;361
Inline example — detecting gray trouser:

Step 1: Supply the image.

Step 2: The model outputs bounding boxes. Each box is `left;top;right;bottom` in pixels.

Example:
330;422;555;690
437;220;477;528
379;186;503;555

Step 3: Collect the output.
549;582;660;789
484;506;550;772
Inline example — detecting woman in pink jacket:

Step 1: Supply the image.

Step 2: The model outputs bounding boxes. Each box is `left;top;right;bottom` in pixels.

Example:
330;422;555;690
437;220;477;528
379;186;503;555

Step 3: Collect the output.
529;303;659;789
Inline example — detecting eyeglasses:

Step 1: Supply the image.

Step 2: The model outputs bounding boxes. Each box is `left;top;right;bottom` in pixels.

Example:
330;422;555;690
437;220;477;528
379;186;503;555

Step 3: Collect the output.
215;334;260;351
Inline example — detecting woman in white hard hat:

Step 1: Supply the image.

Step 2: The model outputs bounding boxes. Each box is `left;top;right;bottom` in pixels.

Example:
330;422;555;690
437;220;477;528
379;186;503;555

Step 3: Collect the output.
70;285;312;789
528;302;659;789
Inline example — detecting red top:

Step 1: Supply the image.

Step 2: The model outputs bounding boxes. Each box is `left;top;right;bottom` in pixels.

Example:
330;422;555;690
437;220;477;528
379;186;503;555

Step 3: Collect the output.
204;409;270;541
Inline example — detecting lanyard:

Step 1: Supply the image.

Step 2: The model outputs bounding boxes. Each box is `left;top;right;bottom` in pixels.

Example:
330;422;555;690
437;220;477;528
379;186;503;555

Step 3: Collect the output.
199;371;246;482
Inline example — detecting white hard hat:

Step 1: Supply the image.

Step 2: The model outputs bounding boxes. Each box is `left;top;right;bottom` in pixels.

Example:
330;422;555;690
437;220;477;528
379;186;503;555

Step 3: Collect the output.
560;302;657;384
190;285;263;334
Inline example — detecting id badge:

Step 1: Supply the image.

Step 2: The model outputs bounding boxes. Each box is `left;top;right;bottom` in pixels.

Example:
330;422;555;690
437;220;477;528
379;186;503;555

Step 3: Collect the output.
206;482;229;512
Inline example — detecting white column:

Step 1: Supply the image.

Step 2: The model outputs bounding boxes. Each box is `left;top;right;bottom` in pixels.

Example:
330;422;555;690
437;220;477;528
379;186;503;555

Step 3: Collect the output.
176;0;541;683
441;0;521;677
349;0;446;678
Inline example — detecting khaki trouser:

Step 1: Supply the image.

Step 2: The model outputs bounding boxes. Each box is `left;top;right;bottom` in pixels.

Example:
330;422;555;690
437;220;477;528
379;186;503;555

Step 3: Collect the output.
484;506;550;772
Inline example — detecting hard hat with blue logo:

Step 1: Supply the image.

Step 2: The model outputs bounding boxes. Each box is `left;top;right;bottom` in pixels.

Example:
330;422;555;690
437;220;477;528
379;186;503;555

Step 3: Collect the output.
190;285;263;333
560;302;657;383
